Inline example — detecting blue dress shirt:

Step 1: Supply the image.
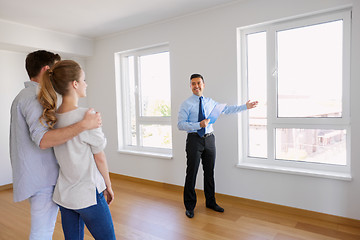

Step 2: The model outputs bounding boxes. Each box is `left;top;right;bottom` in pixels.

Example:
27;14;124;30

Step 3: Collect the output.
177;94;247;134
10;81;59;202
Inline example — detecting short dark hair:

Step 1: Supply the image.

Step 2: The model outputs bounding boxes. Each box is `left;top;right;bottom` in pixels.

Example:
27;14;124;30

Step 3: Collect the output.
25;50;61;78
190;73;204;82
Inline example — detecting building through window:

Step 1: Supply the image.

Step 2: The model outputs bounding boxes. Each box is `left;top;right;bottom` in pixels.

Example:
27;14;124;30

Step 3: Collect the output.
115;45;172;157
238;9;351;178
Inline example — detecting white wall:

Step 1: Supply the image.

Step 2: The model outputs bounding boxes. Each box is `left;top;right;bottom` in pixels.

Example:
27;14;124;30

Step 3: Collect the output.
86;0;360;220
0;19;93;57
0;22;92;186
0;50;28;185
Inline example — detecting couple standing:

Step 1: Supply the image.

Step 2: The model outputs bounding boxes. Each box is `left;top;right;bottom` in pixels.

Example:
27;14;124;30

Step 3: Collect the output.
10;50;116;239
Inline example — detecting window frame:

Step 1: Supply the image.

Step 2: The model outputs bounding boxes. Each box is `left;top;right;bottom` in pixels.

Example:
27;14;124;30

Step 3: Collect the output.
237;9;351;180
115;44;172;157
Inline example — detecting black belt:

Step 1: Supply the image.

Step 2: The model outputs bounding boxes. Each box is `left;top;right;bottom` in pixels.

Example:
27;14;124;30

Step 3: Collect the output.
188;132;213;138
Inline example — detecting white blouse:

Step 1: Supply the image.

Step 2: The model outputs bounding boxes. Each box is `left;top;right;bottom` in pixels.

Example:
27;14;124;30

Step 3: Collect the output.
52;107;107;209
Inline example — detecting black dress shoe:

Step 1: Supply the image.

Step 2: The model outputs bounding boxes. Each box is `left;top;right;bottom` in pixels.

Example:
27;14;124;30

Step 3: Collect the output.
185;209;194;218
206;204;224;212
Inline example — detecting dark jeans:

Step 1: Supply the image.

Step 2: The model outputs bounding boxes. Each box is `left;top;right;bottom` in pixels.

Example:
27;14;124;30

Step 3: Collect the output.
59;191;116;240
184;133;216;210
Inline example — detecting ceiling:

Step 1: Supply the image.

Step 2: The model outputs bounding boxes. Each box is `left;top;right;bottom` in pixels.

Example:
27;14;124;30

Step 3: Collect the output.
0;0;239;39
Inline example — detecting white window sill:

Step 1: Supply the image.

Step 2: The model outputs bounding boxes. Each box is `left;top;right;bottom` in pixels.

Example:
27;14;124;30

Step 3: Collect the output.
118;149;173;160
236;162;352;181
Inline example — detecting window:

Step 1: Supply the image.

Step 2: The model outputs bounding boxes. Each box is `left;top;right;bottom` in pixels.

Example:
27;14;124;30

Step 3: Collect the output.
115;45;172;157
238;9;351;179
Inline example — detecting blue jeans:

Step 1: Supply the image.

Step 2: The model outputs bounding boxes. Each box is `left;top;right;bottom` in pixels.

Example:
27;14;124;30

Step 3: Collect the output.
59;191;116;240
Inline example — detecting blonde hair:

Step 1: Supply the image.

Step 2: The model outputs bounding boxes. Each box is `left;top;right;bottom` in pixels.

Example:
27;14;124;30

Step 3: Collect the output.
38;60;82;129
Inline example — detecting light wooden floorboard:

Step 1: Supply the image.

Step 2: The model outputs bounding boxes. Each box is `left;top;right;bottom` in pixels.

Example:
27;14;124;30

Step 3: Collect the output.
0;174;359;240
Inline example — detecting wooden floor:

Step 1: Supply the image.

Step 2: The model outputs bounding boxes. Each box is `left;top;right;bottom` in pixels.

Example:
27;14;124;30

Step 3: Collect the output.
1;174;360;240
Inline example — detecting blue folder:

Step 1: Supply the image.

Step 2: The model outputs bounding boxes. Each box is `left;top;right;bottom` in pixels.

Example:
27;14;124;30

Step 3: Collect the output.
208;104;226;124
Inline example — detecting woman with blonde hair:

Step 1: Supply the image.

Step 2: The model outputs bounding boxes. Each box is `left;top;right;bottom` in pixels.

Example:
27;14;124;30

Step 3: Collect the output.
38;60;116;240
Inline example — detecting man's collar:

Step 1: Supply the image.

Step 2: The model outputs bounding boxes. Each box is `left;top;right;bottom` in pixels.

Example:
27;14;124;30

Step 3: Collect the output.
24;81;38;88
192;94;204;98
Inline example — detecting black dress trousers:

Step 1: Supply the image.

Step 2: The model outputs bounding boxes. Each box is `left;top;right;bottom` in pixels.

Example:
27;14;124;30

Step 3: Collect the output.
183;133;216;210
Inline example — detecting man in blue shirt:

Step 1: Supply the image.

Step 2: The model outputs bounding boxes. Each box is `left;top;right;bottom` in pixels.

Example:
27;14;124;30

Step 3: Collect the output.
10;50;102;239
178;73;257;218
